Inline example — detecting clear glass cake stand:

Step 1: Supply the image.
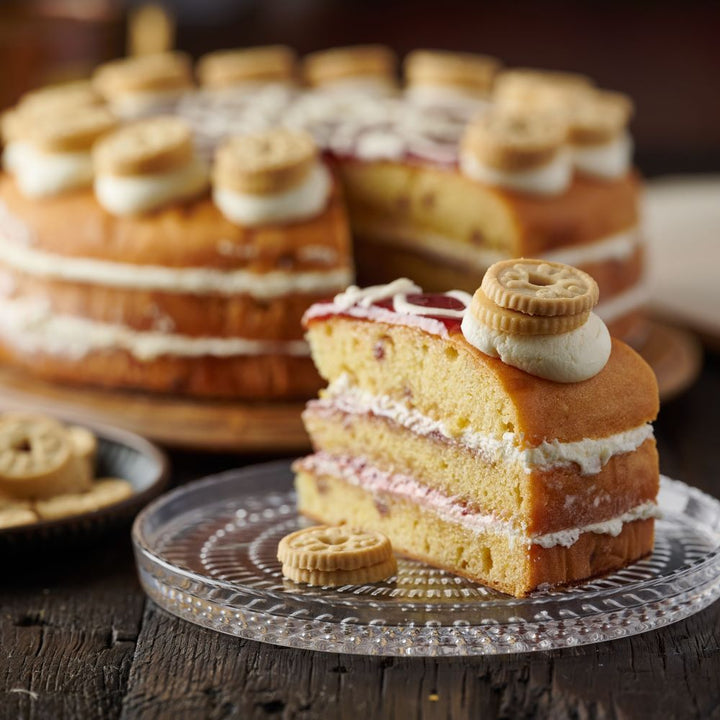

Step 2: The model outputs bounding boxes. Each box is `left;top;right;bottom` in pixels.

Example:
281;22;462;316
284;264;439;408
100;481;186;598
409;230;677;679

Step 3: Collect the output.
132;461;720;656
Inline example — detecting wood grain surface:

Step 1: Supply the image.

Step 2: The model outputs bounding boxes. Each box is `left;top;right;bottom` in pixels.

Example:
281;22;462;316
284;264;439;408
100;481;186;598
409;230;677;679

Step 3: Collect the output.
0;366;310;453
1;353;719;720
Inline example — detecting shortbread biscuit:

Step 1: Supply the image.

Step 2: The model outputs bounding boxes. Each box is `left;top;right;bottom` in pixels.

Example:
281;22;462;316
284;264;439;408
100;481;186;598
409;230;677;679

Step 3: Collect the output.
18;80;103;115
281;557;398;586
68;426;98;474
461;110;568;172
494;69;593;116
0;499;37;528
303;45;396;87
278;524;394;571
197;45;297;88
0;414;92;499
481;259;599;316
213;128;317;194
568;90;633;146
93;116;193;176
25;106;118;153
34;478;133;521
404;50;500;94
470;287;589;335
93;51;192;98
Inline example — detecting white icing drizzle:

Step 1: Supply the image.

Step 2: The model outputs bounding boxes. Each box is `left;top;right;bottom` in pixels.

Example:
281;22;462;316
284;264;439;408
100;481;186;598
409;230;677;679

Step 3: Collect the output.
332;278;421;311
297;452;660;548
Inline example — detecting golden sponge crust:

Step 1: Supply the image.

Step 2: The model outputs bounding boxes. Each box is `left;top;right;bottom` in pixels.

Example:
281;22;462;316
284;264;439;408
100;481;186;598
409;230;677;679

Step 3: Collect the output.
306;317;659;446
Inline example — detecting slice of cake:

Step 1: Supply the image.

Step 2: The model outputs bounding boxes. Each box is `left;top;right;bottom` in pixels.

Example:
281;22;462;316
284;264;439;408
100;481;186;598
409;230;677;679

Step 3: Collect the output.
294;261;659;597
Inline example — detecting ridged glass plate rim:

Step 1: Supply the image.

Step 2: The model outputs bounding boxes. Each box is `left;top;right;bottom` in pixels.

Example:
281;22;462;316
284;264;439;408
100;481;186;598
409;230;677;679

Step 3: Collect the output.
132;460;720;656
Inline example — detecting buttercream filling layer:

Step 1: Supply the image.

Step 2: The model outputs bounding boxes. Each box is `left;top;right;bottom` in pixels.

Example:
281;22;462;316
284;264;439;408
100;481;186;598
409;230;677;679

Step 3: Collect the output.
297;451;659;548
213;162;331;226
460;150;572;196
0;297;309;360
311;373;654;475
0;244;350;301
356;224;641;273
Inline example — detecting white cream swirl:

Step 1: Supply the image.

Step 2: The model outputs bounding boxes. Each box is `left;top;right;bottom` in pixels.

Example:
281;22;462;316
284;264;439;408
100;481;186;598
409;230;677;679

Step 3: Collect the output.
460;149;572;196
572;133;633;180
461;311;611;383
5;142;93;197
213;162;331;226
94;155;209;216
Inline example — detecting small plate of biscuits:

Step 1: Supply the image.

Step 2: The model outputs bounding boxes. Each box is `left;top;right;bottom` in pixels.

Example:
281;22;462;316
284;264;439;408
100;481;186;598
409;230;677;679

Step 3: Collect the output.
0;411;169;550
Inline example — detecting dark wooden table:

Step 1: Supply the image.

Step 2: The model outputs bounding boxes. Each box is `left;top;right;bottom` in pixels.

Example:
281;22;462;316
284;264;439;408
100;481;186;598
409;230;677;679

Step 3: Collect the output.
2;352;719;720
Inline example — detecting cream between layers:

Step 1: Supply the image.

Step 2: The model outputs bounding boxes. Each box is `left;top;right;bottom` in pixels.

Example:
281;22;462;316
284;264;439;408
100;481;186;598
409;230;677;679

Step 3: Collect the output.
214;163;331;226
460;149;572;195
572;133;632;179
297;452;660;548
4;143;93;197
0;297;310;361
95;155;209;215
312;373;654;475
461;310;612;383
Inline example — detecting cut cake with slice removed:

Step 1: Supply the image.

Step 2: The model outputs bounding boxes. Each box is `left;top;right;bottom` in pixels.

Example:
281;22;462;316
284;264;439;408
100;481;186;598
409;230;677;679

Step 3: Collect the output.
294;273;659;597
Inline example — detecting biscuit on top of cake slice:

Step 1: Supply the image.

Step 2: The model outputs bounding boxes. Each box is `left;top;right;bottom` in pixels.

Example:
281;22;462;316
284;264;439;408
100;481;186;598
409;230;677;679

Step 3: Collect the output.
294;259;659;597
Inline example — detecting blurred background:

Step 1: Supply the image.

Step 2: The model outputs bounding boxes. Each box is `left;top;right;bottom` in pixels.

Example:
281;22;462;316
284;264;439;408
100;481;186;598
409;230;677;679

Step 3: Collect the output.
1;0;719;177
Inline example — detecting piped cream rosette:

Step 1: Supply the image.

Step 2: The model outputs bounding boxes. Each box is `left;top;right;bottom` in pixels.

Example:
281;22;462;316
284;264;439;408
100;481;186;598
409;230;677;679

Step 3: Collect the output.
566;90;634;179
197;45;297;91
212;128;331;226
404;50;500;105
302;45;398;96
6;106;117;198
460;110;571;195
461;258;611;382
93;51;193;118
2;80;106;176
494;72;633;180
93;116;209;215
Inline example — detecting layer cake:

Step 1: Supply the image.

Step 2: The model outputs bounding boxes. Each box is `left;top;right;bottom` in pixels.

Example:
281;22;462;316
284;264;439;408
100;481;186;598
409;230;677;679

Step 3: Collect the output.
295;268;659;596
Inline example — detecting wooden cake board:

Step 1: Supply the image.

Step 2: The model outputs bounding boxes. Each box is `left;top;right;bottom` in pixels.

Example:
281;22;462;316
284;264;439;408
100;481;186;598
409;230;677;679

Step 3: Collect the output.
0;319;701;452
0;368;309;453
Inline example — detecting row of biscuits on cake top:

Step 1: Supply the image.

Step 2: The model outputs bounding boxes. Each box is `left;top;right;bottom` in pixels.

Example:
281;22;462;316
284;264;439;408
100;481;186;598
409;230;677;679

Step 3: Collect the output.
1;46;634;207
2;103;331;225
